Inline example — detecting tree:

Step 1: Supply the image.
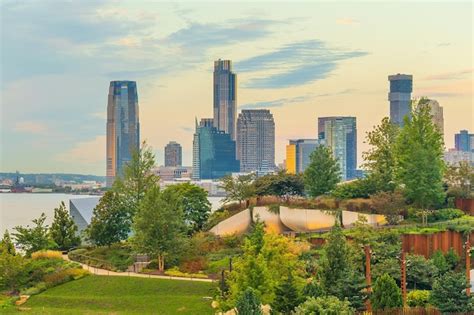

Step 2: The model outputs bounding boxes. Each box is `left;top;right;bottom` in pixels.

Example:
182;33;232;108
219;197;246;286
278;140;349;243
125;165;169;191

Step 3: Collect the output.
163;183;211;235
370;190;406;225
406;254;437;290
319;224;348;295
12;213;56;256
371;273;403;310
272;273;301;314
50;201;81;250
444;247;460;270
235;287;262;315
431;250;449;275
87;191;131;246
445;161;474;198
362;117;399;192
220;174;256;208
293;296;354;315
133;186;186;272
113;141;159;216
254;171;304;201
304;145;341;197
1;230;16;255
430;271;473;313
395;100;445;209
302;280;323;299
248;220;265;255
0;249;27;293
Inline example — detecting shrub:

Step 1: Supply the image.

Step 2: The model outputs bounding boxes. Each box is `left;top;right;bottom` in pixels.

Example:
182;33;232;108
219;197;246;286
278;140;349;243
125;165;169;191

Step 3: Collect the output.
180;256;208;274
31;250;63;260
343;198;373;213
407;290;430;307
164;266;208;279
331;178;377;200
427;208;464;222
294;296;354;314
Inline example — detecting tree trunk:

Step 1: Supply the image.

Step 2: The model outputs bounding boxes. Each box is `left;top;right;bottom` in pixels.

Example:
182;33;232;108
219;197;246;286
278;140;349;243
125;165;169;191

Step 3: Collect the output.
157;254;165;272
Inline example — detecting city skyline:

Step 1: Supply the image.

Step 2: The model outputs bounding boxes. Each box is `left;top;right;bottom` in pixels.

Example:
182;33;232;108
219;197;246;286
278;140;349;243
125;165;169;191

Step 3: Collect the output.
1;1;472;175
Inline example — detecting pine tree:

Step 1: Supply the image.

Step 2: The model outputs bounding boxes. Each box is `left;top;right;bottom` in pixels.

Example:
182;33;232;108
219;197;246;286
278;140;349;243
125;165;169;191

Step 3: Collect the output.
50;201;81;250
371;273;403;310
236;287;262;315
304;145;341;197
430;271;473;313
319;224;348;295
271;273;301;314
0;230;16;255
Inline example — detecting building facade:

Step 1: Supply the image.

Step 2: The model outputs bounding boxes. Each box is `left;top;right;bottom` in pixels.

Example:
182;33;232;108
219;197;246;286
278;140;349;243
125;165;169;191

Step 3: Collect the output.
192;118;240;180
164;141;182;167
106;81;140;187
413;98;444;134
213;59;237;140
388;74;413;126
319;117;357;181
444;149;474;166
285;139;323;174
236;110;275;173
455;130;473;152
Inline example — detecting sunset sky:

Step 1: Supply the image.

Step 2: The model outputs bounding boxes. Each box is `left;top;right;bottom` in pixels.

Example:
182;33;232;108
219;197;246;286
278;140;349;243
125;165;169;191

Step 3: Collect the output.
1;1;472;175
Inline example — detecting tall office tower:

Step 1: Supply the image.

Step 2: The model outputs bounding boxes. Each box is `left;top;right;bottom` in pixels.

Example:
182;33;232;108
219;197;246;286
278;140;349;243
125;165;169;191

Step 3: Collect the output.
455;130;473;152
388;74;413;126
106;81;140;187
164;141;182;167
213;59;237;140
319;117;357;181
285;139;324;174
192;118;240;180
236;110;275;173
413;98;444;134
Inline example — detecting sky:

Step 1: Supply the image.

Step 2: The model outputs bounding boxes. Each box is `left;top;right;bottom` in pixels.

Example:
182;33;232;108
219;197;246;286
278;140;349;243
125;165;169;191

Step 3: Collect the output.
0;0;473;175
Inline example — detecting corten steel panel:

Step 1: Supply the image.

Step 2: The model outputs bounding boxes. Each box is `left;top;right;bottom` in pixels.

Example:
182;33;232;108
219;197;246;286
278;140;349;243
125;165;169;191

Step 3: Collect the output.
455;198;474;215
402;230;468;258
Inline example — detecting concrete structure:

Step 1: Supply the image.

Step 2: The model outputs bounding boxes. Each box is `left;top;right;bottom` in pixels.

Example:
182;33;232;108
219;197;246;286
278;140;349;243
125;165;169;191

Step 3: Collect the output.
285;139;323;174
213;59;237;140
154;166;192;181
444;149;474;166
192;118;240;180
164;141;182;167
236;109;275;173
69;197;101;234
455;130;473;152
388;74;413;126
319;117;357;180
106;81;140;187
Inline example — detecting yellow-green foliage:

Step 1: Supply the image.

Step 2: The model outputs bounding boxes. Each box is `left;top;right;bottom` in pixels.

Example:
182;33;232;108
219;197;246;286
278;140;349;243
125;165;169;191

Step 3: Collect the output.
43;268;89;287
164;267;208;279
31;250;63;260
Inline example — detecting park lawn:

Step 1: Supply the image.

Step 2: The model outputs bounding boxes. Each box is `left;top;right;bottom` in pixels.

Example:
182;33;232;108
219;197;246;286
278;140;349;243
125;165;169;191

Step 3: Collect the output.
17;275;215;314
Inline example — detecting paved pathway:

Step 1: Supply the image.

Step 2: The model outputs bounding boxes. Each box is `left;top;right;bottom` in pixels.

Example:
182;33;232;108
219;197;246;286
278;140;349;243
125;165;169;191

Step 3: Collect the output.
63;255;213;283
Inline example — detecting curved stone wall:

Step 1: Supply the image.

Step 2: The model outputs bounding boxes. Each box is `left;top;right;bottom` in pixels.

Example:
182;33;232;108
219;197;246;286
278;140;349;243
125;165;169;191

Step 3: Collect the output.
210;209;251;236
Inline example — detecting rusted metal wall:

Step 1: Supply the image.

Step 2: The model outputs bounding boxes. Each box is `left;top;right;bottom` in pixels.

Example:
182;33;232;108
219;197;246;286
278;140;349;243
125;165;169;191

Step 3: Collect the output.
402;230;472;258
455;198;474;215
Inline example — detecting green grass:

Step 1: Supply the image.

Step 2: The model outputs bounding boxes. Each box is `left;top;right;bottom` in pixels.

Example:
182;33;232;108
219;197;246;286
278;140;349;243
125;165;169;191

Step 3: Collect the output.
12;275;215;314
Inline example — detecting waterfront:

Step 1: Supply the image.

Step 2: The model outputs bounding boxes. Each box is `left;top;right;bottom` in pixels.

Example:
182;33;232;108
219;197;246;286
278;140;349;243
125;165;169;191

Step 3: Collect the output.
0;193;223;233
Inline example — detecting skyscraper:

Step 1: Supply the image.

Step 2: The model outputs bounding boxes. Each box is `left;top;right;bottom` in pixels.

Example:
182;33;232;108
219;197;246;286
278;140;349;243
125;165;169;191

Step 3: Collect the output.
455;130;473;152
388;74;413;126
213;59;237;140
192;118;240;180
106;81;140;187
236;110;275;173
319;117;357;181
412;98;444;134
164;141;182;167
285;139;323;174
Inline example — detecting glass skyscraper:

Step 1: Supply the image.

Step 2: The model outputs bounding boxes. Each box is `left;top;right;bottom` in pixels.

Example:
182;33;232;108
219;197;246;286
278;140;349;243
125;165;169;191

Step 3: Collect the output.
318;117;357;181
236;109;275;173
106;81;140;187
192;118;240;180
455;130;473;152
388;74;413;126
213;59;237;140
285;139;324;174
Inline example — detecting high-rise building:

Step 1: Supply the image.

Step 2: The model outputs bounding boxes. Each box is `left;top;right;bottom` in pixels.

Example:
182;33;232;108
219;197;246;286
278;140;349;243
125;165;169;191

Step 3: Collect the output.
455;130;473;152
106;81;140;187
164;141;182;167
319;117;357;181
213;59;237;140
388;74;413;126
413;98;444;134
192;118;240;180
236;110;275;173
285;139;323;174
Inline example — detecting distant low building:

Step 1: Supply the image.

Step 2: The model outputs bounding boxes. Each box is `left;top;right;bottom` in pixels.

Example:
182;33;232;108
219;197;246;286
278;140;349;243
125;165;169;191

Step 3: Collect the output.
154;166;192;181
444;149;474;166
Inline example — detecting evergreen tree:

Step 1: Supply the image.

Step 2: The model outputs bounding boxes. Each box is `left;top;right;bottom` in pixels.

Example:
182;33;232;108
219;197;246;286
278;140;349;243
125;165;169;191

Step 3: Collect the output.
304;145;341;197
338;268;368;310
87;191;131;246
271;273;301;314
12;213;56;256
302;280;323;299
444;248;460;270
431;250;449;275
293;296;354;315
0;230;15;255
235;287;262;315
319;224;348;295
50;201;81;250
248;219;265;254
395;100;445;209
430;271;473;313
371;273;402;310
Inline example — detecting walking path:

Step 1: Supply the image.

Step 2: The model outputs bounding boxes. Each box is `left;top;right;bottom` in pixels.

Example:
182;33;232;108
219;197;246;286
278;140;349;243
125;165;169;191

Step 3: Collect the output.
63;255;214;283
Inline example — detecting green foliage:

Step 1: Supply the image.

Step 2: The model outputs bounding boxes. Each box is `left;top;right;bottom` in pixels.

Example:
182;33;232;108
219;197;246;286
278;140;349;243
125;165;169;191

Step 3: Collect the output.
50;201;81;250
254;171;305;200
431;250;449;275
302;280;323;299
427;208;465;223
395;100;446;209
293;296;354;315
430;271;473;313
362;117;399;192
271;273;301;314
445;161;474;198
221;174;256;207
370;190;406;225
1;230;15;255
248;220;265;254
406;254;438;290
87;191;131;246
163;183;211;235
235;287;263;315
304;145;341;197
371;273;402;310
319;224;348;294
12;213;56;256
0;249;28;292
331;178;377;199
372;258;401;284
68;243;134;272
444;247;460;270
407;290;430;307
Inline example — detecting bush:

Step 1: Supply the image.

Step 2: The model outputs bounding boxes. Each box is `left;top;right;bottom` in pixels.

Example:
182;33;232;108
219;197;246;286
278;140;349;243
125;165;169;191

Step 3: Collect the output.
331;178;377;200
31;250;63;260
294;296;354;314
427;208;464;222
164;266;208;279
180;256;208;274
68;244;133;272
342;198;373;213
407;290;430;307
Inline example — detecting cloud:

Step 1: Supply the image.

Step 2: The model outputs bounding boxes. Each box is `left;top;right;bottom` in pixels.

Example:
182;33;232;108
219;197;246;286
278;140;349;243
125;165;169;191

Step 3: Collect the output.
13;121;48;134
56;135;106;165
437;42;451;47
180;126;194;133
236;40;368;88
422;69;473;81
336;18;360;25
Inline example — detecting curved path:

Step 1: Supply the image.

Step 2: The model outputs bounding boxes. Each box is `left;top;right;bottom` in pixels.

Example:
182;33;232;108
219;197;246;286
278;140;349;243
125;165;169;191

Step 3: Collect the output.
63;255;214;283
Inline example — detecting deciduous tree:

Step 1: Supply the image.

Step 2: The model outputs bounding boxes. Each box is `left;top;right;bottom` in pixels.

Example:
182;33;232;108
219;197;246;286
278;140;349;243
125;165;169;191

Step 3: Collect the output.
1;230;16;255
50;201;81;250
304;145;341;197
12;213;56;256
